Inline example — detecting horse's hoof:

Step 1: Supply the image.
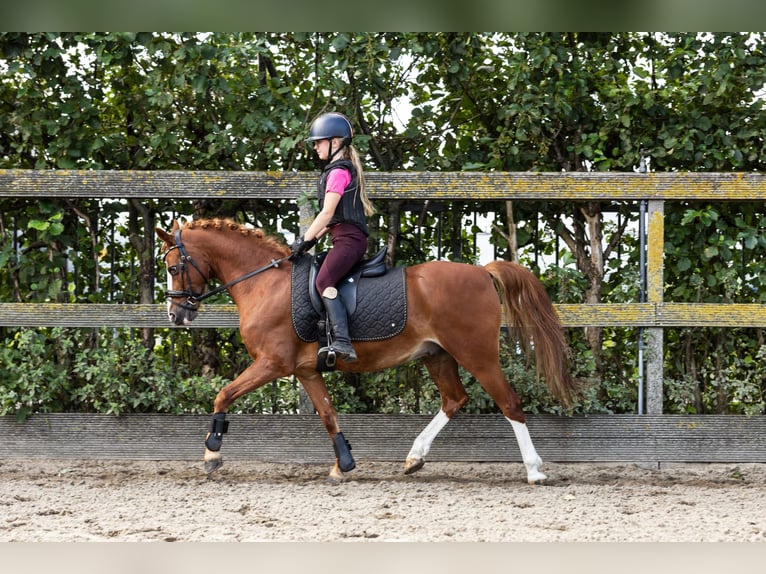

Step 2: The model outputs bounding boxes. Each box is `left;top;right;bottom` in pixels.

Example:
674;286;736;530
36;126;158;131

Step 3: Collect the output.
204;458;223;474
327;463;346;484
403;457;425;475
527;471;547;485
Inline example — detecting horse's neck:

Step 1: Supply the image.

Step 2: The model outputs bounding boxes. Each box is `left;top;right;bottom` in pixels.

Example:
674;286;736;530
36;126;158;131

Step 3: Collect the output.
206;236;285;295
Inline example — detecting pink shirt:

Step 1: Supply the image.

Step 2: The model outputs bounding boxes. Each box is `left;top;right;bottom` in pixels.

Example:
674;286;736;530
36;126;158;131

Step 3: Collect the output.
326;167;352;196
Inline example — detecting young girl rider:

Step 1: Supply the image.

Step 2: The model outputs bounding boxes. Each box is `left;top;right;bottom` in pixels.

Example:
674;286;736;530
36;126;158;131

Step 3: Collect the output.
290;112;375;362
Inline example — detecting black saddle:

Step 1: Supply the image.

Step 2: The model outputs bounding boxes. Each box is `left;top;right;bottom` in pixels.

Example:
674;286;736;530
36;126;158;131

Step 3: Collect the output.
290;247;407;345
308;247;388;315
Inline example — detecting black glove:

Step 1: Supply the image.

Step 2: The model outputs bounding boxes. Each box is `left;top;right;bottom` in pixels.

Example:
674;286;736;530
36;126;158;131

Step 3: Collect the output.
289;236;317;261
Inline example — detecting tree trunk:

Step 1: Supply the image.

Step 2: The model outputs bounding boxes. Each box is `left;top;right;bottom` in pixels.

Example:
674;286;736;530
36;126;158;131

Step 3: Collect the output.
553;201;606;369
492;201;519;262
506;201;518;262
451;202;463;261
385;200;401;268
581;201;605;366
128;199;156;351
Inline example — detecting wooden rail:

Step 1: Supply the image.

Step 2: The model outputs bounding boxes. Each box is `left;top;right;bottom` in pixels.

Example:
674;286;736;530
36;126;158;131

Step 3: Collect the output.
2;302;766;328
2;168;766;200
2;413;765;464
2;169;766;417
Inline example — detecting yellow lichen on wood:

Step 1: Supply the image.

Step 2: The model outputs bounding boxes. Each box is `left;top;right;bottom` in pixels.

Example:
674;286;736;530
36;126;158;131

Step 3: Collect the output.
647;203;665;303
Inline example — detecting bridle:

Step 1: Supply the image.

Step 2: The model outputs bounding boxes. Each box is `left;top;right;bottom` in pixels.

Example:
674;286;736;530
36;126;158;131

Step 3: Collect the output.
163;228;287;310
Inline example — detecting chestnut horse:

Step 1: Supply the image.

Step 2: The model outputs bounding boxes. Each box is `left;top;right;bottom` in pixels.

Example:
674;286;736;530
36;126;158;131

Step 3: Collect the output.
156;218;577;484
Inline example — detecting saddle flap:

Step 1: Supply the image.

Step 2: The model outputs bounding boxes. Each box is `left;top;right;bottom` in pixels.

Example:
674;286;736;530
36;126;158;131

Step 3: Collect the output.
308;247;388;313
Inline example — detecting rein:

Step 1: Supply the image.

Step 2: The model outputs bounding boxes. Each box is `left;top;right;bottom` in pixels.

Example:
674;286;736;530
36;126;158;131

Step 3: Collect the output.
164;228;287;309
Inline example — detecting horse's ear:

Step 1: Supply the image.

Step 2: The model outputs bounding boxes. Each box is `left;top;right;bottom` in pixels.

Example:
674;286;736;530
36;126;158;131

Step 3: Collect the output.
156;219;182;245
156;227;173;244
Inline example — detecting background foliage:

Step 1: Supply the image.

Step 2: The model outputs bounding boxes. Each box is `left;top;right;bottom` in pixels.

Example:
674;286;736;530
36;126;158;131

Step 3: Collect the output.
2;32;765;419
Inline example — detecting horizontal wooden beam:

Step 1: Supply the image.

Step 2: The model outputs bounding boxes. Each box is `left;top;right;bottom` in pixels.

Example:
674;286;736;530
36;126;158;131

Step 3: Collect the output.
2;169;766;200
3;413;764;463
556;303;766;328
0;303;238;328
2;302;766;328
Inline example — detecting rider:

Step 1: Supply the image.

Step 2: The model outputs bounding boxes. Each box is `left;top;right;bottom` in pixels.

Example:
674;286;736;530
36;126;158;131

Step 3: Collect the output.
290;112;375;362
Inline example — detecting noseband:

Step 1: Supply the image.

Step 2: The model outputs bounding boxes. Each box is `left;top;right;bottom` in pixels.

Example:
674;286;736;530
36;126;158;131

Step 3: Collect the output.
163;228;287;309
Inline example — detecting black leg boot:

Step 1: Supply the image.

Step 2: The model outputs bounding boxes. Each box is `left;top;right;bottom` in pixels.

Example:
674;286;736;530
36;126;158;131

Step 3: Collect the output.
322;293;357;362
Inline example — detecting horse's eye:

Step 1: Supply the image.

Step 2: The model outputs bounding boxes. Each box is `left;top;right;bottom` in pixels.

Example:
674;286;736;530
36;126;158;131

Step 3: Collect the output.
168;266;179;276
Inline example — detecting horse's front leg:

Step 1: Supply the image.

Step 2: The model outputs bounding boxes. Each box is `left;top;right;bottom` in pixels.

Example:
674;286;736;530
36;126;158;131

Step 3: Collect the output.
203;359;287;474
296;369;355;483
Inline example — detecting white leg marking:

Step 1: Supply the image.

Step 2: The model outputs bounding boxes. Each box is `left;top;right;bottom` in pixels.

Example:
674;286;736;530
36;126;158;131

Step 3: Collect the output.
407;410;450;461
507;418;547;484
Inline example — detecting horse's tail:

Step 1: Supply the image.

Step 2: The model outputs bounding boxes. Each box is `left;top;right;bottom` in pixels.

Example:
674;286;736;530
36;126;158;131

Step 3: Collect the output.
484;260;578;408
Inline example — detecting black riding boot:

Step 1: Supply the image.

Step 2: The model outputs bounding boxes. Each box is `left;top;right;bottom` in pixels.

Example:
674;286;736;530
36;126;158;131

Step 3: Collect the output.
322;294;357;362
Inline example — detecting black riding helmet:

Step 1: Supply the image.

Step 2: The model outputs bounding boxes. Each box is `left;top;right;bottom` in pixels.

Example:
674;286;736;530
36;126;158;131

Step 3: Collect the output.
307;112;353;164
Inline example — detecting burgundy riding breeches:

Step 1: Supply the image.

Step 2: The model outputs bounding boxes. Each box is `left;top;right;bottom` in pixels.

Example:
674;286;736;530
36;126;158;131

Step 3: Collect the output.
315;223;368;296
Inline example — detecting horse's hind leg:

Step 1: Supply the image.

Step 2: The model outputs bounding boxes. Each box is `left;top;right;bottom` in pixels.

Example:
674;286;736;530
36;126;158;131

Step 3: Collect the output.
507;417;546;484
459;358;546;484
404;351;469;474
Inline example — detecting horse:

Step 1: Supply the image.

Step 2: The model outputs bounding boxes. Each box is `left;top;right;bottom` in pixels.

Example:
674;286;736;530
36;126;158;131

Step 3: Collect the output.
156;217;577;484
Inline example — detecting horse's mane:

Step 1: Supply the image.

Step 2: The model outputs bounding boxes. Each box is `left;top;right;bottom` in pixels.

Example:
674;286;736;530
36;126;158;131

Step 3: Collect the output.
182;218;290;256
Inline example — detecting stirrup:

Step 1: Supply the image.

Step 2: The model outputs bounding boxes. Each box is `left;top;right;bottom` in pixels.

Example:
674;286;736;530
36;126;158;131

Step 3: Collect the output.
318;345;337;368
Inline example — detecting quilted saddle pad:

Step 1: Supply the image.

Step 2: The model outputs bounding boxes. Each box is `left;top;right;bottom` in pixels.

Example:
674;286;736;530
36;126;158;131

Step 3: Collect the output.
290;255;407;343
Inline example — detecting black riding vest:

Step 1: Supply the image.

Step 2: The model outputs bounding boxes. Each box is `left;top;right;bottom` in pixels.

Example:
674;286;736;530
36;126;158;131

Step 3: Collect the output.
317;159;370;237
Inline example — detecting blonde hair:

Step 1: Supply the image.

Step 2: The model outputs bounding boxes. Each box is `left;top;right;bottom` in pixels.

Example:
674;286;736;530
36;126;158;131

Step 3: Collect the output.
332;138;375;217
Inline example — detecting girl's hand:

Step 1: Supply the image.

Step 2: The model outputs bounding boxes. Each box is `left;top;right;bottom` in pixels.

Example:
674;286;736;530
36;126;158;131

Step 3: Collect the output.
289;236;318;261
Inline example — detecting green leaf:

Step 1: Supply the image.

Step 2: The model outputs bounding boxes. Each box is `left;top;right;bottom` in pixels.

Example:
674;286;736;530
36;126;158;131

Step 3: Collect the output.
28;219;49;231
